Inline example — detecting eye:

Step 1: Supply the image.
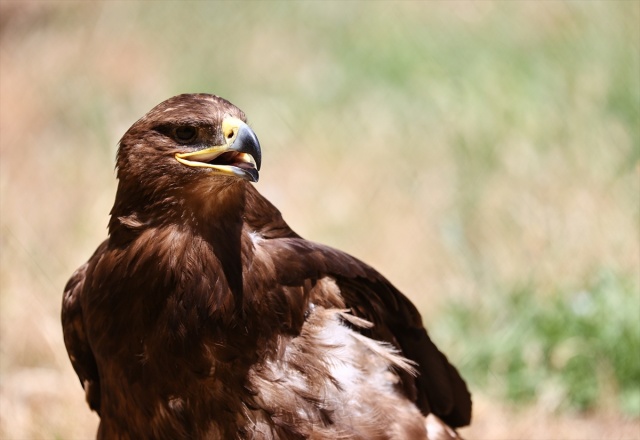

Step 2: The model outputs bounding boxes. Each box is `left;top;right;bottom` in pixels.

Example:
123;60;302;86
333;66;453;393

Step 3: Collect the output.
173;126;197;143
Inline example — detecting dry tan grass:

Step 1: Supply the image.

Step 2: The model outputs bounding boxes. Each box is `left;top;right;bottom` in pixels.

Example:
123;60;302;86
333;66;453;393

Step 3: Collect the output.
1;2;638;439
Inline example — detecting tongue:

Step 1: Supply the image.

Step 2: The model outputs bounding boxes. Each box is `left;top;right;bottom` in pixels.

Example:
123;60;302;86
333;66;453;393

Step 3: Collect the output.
235;161;255;170
211;151;239;166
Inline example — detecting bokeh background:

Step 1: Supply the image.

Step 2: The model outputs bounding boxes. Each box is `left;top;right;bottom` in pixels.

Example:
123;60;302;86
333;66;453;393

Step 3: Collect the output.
1;2;638;439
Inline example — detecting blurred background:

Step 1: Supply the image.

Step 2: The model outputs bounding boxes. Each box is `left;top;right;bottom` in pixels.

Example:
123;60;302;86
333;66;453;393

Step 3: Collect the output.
0;1;638;438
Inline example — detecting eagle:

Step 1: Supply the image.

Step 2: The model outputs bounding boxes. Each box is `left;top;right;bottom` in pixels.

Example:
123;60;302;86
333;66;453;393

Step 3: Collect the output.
62;94;471;440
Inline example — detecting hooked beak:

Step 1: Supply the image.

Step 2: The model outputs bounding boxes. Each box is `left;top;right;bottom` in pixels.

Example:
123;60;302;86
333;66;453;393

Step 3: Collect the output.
175;117;261;182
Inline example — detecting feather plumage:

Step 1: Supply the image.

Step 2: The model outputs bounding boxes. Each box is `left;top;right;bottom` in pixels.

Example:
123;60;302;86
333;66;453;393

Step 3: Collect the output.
62;94;471;439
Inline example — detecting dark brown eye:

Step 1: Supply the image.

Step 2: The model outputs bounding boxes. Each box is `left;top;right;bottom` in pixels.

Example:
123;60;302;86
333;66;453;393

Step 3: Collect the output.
174;126;197;143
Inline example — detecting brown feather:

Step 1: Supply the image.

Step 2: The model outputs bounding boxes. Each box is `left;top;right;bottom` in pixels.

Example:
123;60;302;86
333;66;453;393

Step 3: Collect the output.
62;94;471;439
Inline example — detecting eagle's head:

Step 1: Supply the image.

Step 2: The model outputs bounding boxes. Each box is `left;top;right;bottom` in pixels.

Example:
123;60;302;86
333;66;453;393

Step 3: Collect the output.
110;94;261;229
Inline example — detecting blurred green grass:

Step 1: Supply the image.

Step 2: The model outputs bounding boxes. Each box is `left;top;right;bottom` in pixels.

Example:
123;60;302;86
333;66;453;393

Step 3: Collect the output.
1;1;638;438
434;270;640;416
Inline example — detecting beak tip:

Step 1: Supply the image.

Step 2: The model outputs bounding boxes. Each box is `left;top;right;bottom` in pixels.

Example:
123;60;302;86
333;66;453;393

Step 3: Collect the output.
233;123;262;175
246;168;259;183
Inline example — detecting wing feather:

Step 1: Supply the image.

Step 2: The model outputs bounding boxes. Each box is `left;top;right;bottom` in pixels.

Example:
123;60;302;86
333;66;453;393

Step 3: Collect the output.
61;241;106;415
260;236;472;427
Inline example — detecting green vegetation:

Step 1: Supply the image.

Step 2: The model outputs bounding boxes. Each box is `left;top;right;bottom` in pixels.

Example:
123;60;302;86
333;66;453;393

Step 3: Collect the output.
434;271;640;415
1;1;638;437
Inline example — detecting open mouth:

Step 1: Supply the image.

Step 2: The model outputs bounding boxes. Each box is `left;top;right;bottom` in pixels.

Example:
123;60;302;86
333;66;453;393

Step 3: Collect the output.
174;117;261;182
210;151;257;171
175;148;259;182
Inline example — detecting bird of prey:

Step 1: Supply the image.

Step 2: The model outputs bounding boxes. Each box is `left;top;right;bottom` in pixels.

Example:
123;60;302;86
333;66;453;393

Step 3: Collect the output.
62;94;471;440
